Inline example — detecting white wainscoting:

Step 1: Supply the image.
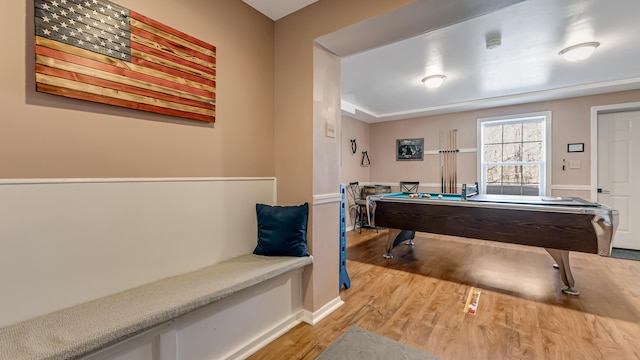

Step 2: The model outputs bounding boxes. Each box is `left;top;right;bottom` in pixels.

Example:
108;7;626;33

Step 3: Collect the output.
0;177;276;327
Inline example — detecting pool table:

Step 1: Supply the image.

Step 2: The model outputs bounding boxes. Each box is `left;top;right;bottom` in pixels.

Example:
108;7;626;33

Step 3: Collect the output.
370;188;619;295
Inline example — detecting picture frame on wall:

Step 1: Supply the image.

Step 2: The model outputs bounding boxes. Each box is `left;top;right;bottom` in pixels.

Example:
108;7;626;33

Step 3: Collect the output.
396;138;424;161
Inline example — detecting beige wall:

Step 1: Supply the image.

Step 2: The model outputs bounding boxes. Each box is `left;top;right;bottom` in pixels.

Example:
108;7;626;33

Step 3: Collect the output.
4;0;420;317
1;0;274;178
340;115;371;228
307;45;341;308
340;115;371;185
366;90;640;196
274;0;417;312
273;0;415;205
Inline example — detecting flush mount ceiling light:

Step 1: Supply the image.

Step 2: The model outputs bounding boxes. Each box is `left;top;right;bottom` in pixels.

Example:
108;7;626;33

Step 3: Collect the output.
485;33;502;50
422;74;447;88
559;42;600;62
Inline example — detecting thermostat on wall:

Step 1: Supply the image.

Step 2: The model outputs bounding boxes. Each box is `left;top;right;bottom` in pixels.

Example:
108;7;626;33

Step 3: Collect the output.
567;143;584;152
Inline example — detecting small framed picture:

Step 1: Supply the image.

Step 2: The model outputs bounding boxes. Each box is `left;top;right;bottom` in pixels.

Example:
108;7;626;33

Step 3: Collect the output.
567;143;584;153
396;138;424;161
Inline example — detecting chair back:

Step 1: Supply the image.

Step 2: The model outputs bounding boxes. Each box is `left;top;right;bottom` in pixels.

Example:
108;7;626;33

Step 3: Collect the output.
399;181;419;193
347;182;361;205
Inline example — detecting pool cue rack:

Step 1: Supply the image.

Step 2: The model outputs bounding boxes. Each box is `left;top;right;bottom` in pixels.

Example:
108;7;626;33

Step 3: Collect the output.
439;129;459;193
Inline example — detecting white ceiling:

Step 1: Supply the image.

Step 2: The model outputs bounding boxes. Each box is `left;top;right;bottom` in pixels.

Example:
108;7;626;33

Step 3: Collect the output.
241;0;318;21
246;0;640;123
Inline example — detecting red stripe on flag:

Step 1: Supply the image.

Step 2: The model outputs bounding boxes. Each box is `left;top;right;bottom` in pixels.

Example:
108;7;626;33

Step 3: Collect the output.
130;42;215;77
129;56;216;89
131;26;216;67
35;45;215;99
37;83;214;123
130;11;216;53
36;64;214;111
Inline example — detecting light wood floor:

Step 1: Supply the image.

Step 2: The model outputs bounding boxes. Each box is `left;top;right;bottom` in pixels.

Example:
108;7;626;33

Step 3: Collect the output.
248;229;640;360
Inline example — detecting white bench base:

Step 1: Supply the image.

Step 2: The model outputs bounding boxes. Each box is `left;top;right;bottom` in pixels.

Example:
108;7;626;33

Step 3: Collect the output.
0;254;313;360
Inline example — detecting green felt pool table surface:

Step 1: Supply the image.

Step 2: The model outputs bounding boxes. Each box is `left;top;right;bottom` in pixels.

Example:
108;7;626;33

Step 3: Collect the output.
385;192;463;201
378;192;601;207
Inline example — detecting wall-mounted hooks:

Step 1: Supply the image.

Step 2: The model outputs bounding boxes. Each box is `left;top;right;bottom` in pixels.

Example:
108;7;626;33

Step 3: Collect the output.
350;139;357;154
361;151;370;166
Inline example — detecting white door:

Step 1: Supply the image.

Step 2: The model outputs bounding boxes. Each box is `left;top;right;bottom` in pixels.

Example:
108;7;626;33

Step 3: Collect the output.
597;111;640;250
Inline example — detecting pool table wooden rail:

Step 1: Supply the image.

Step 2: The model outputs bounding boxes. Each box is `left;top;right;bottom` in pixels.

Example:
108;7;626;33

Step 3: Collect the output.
376;200;605;254
371;194;619;295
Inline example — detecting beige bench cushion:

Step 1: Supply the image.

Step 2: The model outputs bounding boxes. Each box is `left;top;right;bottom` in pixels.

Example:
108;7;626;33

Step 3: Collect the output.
0;254;312;360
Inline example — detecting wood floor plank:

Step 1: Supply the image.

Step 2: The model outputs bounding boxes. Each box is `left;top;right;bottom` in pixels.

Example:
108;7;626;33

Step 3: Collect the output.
248;229;640;360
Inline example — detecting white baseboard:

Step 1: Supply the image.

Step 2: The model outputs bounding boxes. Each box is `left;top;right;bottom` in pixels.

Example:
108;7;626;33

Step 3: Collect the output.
302;296;344;325
227;310;305;360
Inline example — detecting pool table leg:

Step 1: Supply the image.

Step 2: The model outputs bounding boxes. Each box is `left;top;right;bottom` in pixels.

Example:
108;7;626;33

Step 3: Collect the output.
384;229;416;259
545;248;579;295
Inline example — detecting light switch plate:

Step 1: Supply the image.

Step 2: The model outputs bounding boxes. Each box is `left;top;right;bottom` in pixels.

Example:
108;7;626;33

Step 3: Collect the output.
569;160;581;169
325;122;336;138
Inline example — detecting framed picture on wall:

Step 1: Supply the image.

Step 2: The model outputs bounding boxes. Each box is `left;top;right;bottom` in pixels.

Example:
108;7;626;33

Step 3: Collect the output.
396;138;424;161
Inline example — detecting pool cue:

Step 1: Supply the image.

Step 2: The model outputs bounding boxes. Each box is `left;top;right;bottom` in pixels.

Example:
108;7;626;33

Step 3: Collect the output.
453;129;459;193
445;131;448;193
440;131;445;192
450;130;454;193
444;131;447;193
446;133;450;192
448;130;453;193
453;129;457;193
443;131;447;193
453;129;460;193
446;131;450;193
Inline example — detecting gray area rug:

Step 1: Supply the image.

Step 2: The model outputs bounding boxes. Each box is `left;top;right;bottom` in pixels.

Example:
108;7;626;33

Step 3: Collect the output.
612;247;640;261
317;326;442;360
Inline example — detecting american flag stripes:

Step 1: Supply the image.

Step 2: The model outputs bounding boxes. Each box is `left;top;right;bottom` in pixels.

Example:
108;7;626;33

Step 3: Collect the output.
34;0;216;123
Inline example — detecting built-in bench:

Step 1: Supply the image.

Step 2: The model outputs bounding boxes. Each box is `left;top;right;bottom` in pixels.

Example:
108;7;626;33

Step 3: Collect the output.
0;253;312;360
0;178;315;360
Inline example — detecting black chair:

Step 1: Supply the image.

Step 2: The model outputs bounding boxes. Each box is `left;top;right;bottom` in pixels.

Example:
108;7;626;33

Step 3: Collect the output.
347;182;369;233
400;181;419;193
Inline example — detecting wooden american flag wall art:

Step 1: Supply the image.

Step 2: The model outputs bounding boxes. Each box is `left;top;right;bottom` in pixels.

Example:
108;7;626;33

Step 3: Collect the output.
34;0;216;123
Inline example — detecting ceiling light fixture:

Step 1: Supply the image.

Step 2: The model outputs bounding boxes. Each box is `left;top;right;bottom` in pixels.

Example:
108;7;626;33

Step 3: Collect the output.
559;42;600;62
422;74;447;88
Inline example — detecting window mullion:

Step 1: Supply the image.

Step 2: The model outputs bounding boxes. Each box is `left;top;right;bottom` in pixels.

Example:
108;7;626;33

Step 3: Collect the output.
480;114;548;196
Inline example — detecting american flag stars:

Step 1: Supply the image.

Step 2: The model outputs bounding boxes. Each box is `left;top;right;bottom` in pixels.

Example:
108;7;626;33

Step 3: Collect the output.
35;0;130;60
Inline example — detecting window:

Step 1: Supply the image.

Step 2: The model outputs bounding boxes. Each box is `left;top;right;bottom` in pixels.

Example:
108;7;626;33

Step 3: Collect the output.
477;112;551;196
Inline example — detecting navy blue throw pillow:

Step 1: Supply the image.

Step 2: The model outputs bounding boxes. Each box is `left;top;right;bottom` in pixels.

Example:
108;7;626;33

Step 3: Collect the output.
254;203;310;257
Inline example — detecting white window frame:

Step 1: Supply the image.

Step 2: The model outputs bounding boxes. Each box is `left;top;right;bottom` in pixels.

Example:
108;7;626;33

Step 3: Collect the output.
477;111;552;196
